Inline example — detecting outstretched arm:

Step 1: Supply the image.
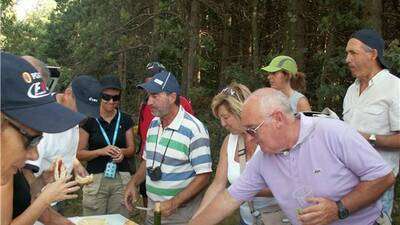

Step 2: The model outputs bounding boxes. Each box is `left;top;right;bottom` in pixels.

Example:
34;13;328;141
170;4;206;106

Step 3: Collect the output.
189;190;241;225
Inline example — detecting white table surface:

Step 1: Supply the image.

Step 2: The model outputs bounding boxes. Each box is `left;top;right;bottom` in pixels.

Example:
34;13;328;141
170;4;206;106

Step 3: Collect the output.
34;214;138;225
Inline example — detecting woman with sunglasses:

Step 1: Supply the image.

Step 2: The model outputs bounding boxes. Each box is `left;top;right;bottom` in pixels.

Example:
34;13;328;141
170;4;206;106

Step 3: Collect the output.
194;82;284;225
77;74;135;217
1;53;83;225
261;55;311;113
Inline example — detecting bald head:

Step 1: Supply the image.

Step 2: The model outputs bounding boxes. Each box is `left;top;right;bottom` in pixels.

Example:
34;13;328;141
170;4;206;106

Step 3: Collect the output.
21;55;50;83
241;88;298;154
244;88;293;117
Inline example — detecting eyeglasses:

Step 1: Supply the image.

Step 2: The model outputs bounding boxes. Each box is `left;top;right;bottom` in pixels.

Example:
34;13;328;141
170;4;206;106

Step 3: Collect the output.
101;93;121;102
245;120;265;137
4;117;43;149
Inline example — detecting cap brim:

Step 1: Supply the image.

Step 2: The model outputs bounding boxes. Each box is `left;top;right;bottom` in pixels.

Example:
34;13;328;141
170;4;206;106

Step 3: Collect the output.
76;98;100;118
261;65;281;73
101;84;121;91
5;102;85;133
136;82;162;93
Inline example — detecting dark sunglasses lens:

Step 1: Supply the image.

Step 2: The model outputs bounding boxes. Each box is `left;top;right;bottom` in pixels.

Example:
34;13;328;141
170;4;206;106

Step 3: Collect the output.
246;129;256;137
112;95;121;101
102;94;120;101
26;135;43;148
101;94;112;101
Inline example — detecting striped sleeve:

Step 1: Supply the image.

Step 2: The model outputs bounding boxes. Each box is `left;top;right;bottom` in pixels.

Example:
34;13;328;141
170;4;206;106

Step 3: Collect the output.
189;124;212;174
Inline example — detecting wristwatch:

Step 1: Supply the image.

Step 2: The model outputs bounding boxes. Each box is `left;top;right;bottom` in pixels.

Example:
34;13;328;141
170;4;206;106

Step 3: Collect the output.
336;200;350;219
368;134;377;145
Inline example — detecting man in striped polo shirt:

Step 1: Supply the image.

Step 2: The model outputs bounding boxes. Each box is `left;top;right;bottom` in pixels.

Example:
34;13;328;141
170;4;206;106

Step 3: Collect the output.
124;71;212;224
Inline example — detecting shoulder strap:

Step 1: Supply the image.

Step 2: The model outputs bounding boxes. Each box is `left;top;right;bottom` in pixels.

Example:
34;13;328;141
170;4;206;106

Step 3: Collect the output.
237;136;246;173
236;136;258;217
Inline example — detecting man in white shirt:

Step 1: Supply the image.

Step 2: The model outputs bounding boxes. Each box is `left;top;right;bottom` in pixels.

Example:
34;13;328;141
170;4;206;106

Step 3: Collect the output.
25;75;102;179
343;29;400;218
22;57;102;225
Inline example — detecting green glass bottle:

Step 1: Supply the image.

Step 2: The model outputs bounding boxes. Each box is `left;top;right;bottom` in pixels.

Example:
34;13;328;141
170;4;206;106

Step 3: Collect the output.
154;202;161;225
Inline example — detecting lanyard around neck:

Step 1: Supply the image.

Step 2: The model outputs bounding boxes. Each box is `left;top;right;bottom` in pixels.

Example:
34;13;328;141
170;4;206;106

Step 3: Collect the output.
96;111;121;145
151;125;175;169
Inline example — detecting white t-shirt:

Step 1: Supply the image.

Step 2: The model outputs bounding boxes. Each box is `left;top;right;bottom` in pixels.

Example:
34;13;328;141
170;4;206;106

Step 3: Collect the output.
26;125;79;176
343;69;400;175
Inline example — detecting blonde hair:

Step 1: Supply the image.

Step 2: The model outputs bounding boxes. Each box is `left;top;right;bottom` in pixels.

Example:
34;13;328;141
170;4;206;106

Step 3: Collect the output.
211;82;251;119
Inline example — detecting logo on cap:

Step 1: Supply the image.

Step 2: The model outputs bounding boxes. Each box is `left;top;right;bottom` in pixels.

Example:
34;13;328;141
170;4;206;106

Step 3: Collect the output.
88;97;98;103
21;72;33;83
154;79;163;86
27;82;50;99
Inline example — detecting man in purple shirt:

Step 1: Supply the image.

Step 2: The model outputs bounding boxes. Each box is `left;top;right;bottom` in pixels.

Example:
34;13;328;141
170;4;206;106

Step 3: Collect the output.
189;88;394;225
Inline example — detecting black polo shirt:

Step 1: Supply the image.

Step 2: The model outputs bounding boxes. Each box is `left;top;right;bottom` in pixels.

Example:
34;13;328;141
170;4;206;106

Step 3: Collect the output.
81;110;134;174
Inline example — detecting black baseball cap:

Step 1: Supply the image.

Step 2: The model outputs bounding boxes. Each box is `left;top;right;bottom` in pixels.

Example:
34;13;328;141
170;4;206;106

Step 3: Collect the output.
71;75;101;118
137;71;180;94
1;52;85;133
351;29;389;69
100;74;122;91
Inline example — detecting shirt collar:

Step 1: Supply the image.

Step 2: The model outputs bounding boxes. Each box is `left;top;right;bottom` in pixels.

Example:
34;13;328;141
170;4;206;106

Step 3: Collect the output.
291;113;316;149
99;109;119;124
355;69;387;87
156;106;184;131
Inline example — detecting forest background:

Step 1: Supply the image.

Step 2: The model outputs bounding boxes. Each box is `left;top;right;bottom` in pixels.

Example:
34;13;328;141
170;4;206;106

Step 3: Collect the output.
1;0;400;223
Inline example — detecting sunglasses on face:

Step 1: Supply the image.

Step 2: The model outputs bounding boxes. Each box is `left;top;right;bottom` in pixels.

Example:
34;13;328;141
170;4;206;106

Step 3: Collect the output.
245;120;265;137
4;117;43;149
101;93;121;102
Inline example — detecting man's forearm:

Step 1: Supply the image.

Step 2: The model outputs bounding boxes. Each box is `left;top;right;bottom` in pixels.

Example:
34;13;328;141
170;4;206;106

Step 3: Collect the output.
341;172;395;214
376;133;400;149
360;132;400;149
189;190;241;225
255;188;273;197
194;179;227;217
173;172;211;207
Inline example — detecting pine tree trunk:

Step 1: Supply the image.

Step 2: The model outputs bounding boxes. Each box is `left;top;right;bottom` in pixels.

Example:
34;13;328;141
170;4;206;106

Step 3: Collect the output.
118;51;127;108
185;0;199;94
251;0;260;76
363;0;382;34
151;0;160;61
284;0;305;68
219;0;231;89
179;0;189;96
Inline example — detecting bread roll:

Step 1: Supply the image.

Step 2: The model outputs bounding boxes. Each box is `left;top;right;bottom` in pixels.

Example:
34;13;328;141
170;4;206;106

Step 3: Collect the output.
75;174;94;185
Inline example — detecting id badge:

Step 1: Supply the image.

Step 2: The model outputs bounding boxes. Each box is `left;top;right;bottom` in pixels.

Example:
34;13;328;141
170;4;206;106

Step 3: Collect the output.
104;162;117;178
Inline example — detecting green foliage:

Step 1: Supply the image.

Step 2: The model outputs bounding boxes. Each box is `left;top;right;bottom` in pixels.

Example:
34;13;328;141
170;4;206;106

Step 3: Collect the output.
1;0;56;58
385;39;400;75
2;0;400;221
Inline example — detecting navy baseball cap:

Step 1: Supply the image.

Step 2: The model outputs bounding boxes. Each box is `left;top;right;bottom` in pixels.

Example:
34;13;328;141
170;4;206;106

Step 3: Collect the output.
71;75;101;118
1;52;85;133
137;71;180;94
100;74;122;91
351;29;389;69
146;62;166;75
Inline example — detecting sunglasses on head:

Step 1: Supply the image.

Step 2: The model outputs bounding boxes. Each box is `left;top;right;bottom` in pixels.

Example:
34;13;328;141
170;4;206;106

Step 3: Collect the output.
221;87;242;101
4;117;43;149
101;93;121;102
